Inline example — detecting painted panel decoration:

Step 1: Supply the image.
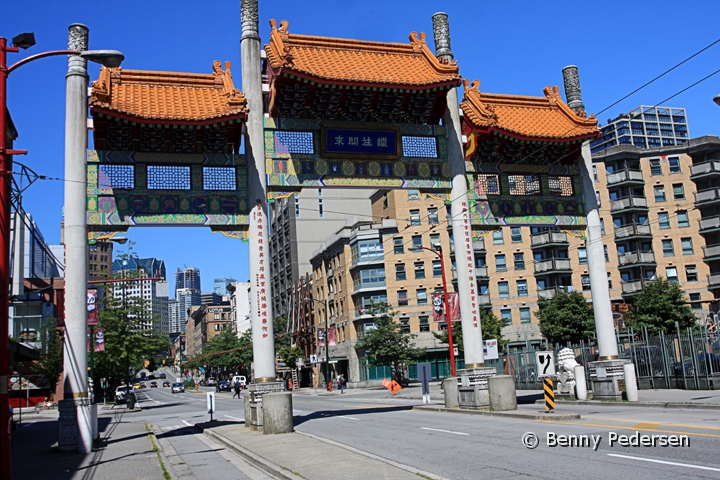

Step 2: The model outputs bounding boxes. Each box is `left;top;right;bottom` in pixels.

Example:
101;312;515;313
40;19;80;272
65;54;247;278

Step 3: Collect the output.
87;150;249;231
264;118;451;194
467;163;586;227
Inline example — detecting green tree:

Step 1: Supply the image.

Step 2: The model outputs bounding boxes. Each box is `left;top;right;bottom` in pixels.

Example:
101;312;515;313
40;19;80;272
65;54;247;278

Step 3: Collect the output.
354;302;425;384
536;290;595;345
433;309;510;355
627;277;697;334
278;345;303;370
33;317;64;395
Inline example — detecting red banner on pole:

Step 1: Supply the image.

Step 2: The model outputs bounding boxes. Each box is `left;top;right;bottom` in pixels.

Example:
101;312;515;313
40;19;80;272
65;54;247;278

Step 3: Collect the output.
328;327;336;346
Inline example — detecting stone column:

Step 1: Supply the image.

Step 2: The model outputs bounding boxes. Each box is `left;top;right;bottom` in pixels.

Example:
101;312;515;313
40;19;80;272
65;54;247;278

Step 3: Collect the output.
241;0;276;384
61;23;93;453
563;66;625;399
433;13;494;407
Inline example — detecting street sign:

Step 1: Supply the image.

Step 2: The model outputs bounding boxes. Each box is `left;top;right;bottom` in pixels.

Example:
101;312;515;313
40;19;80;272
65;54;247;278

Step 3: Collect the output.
206;391;216;421
483;339;499;360
417;362;431;404
536;351;556;379
310;354;318;364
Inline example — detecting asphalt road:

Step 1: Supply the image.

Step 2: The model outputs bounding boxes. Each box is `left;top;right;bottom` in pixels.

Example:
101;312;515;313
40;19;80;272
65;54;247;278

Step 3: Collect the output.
133;372;720;480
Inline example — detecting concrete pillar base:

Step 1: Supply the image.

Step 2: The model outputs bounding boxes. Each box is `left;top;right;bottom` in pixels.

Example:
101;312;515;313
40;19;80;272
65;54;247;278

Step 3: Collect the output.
488;375;517;411
588;359;630;401
243;395;252;429
457;367;496;409
442;377;458;408
262;392;294;434
58;400;78;451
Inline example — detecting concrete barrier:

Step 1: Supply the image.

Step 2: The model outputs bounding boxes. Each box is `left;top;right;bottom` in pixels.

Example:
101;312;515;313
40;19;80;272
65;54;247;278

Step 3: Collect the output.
442;377;459;408
488;375;517;411
262;392;294;434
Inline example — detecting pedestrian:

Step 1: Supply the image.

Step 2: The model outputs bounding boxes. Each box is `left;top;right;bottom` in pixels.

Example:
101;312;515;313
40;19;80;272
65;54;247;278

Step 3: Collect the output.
233;382;241;399
338;374;345;394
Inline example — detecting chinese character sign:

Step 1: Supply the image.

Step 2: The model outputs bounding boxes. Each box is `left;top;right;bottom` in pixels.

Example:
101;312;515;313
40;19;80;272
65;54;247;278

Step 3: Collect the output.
324;127;398;157
87;288;99;326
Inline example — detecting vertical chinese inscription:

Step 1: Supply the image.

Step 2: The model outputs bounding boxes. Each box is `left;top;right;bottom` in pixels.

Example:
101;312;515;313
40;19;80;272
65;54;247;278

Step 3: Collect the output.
253;204;270;338
461;200;480;330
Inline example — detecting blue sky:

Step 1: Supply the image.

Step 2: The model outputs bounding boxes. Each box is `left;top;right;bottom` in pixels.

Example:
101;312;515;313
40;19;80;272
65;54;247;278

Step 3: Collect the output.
2;1;719;293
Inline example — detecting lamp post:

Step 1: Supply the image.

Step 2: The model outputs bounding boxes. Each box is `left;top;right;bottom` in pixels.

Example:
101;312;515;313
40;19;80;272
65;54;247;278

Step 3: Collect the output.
0;28;123;466
304;297;331;390
408;245;456;377
714;94;720;107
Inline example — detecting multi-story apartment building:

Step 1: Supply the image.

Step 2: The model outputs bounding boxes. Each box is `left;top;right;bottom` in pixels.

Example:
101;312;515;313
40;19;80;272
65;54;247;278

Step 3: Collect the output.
269;188;374;318
87;241;113;277
229;281;251;334
111;257;170;332
185;303;233;359
591;106;690;155
173;287;201;333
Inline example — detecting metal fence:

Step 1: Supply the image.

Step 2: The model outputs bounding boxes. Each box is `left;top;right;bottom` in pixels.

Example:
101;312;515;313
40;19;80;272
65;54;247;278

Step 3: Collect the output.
505;324;720;391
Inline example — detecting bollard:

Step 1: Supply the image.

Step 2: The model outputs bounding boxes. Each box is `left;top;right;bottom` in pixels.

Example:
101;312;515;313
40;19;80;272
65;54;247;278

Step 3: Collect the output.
574;365;587;400
623;363;639;402
543;378;555;412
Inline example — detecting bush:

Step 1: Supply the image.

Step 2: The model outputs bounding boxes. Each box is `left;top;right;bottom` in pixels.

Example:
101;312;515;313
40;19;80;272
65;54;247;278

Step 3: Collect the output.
183;379;195;389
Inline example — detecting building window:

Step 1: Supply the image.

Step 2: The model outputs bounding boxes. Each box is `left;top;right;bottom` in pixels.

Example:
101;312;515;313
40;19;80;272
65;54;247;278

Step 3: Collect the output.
677;211;689;228
662;239;674;257
498;281;509;299
496;254;507;272
686;265;698;282
397;290;408;306
412;235;422;248
578;248;587;264
500;309;512;322
658;212;670;229
492;230;504;245
600;218;605;235
666;267;678;283
654;185;666;202
419;316;430;332
581;275;591;291
514;253;525;270
593;165;598;182
681;237;694;255
408;189;420;201
608;272;613;289
383;192;389;209
428;208;439;225
294;193;300;218
214;313;220;320
668;157;681;173
511;227;522;243
672;183;685;200
318;199;324;218
395;264;406;281
604;246;609;262
430;233;440;248
649;159;662;175
409;209;421;226
400;318;410;333
414;262;426;279
517;280;528;297
394;237;404;254
689;293;702;310
432;260;442;277
519;307;531;324
417;289;428;305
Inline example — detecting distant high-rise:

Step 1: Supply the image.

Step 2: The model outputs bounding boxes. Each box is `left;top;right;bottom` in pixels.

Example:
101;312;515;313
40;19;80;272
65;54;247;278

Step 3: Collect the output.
214;276;237;296
175;288;202;331
175;267;201;292
111;257;169;332
172;267;202;334
201;291;222;306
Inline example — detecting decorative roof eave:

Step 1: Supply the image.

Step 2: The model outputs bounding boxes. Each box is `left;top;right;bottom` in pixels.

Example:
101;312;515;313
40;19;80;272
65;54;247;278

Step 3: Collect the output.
265;19;461;89
273;70;459;91
90;107;248;127
460;79;600;142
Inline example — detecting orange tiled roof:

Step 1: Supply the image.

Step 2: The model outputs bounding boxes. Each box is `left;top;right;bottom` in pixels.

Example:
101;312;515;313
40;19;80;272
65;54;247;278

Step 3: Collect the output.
460;79;599;141
90;61;248;123
264;19;461;88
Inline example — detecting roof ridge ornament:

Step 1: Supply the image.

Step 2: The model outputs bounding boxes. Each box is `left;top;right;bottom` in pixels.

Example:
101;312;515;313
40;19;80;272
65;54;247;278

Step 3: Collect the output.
409;32;426;53
90;66;114;105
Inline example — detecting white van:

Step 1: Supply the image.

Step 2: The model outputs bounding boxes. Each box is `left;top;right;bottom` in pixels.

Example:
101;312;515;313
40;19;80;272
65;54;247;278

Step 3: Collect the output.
232;376;246;388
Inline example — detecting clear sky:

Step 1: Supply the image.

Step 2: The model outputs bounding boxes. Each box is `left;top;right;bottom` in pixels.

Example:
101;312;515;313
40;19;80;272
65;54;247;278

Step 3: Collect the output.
2;1;719;293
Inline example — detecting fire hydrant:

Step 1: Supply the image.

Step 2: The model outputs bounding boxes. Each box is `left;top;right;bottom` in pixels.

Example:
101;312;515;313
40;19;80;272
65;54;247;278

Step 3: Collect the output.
328;381;332;392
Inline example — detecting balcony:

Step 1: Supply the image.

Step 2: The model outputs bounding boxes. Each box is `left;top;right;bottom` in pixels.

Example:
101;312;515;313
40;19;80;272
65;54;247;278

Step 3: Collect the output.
534;258;572;275
478;293;491;306
614;223;652;240
617;251;656;268
537;286;569;300
703;244;720;262
476;266;489;279
691;160;720;180
709;274;720;290
606;169;644;186
531;232;569;248
610;196;648;213
695;187;720;206
699;215;720;234
449;238;485;255
621;278;654;295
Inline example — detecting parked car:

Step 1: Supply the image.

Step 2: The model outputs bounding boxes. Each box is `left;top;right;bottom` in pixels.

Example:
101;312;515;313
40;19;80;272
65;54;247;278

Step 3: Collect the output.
671;353;720;377
171;382;184;393
207;377;217;387
217;380;232;392
150;381;158;388
162;381;171;388
115;386;128;403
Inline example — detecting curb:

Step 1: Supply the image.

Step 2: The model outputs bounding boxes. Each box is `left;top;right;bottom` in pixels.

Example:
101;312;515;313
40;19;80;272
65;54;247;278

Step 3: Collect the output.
536;399;720;410
413;405;581;420
146;424;176;480
202;428;299;480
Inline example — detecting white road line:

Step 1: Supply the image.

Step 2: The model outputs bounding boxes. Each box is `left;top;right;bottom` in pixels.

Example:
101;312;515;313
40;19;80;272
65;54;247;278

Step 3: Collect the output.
182;420;193;427
421;427;469;436
224;415;244;421
337;416;359;421
293;409;305;413
607;454;720;472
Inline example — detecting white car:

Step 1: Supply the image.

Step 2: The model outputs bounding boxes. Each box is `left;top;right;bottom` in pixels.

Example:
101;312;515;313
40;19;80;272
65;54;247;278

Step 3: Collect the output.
207;377;217;387
115;386;128;402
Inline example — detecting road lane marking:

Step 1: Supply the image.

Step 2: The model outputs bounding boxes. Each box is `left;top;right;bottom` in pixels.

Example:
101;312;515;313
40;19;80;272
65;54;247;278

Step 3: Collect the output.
224;415;244;421
632;422;660;430
607;454;720;472
584;417;720;431
540;420;720;438
421;427;469;436
182;420;193;427
337;416;359;420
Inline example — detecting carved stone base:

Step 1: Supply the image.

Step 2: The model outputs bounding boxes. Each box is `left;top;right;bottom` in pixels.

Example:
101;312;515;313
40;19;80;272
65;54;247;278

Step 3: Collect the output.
246;382;285;432
588;359;631;401
457;367;496;409
58;400;78;451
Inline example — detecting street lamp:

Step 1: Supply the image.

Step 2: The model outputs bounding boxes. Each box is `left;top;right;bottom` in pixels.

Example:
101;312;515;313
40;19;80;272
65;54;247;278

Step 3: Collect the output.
303;297;331;391
0;28;123;463
408;244;456;377
714;94;720;107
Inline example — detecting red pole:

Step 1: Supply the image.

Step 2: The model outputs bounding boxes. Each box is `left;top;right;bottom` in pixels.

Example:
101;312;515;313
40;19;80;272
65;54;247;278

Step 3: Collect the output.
0;36;15;480
437;245;456;377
